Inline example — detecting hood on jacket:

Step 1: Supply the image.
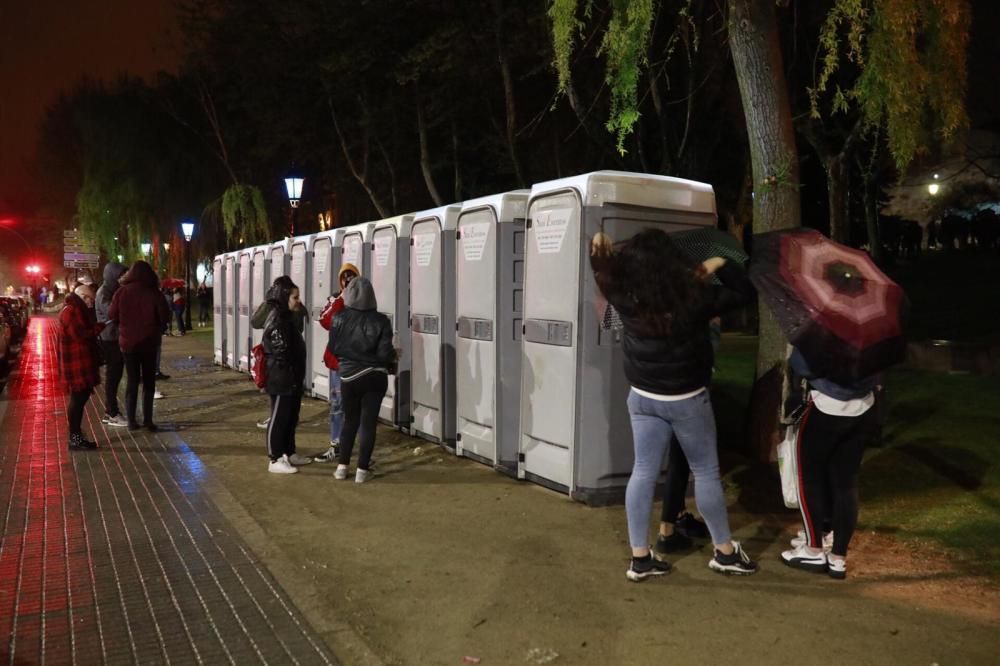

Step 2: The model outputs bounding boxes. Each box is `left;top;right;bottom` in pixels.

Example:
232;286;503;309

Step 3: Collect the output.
100;262;127;303
121;260;159;289
265;275;299;315
343;276;377;311
338;262;360;285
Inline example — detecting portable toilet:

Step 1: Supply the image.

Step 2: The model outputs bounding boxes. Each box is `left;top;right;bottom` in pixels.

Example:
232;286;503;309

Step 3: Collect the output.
289;234;315;391
337;222;372;279
307;229;345;399
366;215;413;429
518;171;717;504
407;204;462;447
250;244;270;350
269;238;291;281
454;191;529;473
223;251;239;368
212;254;225;365
236;248;253;372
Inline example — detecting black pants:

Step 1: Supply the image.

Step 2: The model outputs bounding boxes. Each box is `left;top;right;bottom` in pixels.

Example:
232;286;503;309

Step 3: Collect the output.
199;304;210;325
123;345;158;426
661;437;690;522
100;340;124;417
797;402;877;557
174;310;185;333
338;372;388;470
266;392;302;461
68;388;93;436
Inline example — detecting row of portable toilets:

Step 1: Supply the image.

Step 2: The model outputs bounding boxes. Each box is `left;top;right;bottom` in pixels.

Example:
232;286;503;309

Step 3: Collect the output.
213;171;718;504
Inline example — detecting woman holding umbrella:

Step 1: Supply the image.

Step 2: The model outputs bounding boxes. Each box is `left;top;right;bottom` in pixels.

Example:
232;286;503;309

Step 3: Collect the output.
591;229;759;581
750;228;907;580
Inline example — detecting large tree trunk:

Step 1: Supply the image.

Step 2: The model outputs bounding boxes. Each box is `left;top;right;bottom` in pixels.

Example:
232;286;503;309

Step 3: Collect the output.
416;89;444;207
728;0;802;461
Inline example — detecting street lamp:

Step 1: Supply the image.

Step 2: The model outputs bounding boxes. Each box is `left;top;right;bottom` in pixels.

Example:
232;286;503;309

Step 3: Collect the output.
928;172;941;196
181;220;195;330
284;169;304;236
141;242;152;257
25;264;40;311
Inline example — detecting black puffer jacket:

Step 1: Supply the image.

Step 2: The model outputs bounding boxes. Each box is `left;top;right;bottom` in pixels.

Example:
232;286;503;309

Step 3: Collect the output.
262;294;306;396
612;262;754;395
328;277;395;381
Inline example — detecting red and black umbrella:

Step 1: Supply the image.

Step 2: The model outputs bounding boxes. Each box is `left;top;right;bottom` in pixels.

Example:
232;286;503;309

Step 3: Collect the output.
161;278;185;289
749;228;907;384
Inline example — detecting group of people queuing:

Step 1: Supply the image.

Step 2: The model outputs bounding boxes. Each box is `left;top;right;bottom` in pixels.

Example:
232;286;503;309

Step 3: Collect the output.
59;261;173;449
591;229;879;582
251;264;396;484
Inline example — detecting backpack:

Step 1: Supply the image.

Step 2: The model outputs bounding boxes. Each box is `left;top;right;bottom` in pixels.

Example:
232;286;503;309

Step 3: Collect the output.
250;343;267;389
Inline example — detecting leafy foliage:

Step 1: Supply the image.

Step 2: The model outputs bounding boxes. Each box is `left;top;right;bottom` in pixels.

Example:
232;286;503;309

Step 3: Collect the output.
221;184;270;244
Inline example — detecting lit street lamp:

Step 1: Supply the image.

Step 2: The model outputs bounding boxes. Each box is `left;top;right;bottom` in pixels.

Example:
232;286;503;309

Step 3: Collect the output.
181;220;195;330
284;169;304;236
141;242;152;257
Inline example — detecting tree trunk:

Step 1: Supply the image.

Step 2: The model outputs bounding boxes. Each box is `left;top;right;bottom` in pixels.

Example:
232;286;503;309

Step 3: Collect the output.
326;92;389;218
728;0;802;461
452;118;463;202
492;0;526;188
416;90;444;207
826;152;849;243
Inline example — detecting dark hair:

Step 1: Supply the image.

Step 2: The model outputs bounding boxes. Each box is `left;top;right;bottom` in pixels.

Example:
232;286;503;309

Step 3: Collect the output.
266;275;299;314
597;229;703;336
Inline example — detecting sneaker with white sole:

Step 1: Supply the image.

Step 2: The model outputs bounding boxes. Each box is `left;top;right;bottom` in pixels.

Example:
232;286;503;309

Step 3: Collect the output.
288;453;313;466
708;541;759;575
626;553;672;582
355;468;373;484
790;529;834;551
781;544;828;573
106;414;129;427
314;444;339;463
153;390;164;400
334;465;349;480
268;455;298;474
827;555;847;580
256;417;271;430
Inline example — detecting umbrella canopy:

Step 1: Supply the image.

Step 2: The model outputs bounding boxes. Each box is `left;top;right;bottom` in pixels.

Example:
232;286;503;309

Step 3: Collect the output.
161;278;185;289
749;228;907;384
670;227;749;285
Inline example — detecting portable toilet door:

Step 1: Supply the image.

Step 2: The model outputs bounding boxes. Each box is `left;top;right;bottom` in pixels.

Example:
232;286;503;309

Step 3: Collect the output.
269;239;291;282
308;229;344;400
454;191;529;472
250;245;269;350
518;171;717;504
289;234;314;391
213;255;225;365
236;249;253;372
224;251;239;368
338;223;372;279
407;204;461;447
367;215;413;429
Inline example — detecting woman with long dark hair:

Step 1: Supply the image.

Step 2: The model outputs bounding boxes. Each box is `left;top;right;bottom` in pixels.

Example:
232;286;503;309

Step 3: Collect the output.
590;228;758;581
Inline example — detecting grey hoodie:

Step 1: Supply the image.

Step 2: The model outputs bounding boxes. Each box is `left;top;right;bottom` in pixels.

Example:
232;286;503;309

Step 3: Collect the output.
96;262;127;342
343;275;377;310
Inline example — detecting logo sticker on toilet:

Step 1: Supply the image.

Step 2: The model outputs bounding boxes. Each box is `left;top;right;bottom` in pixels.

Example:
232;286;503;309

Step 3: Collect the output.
343;235;362;265
413;232;436;267
534;209;571;254
374;234;393;267
460;222;491;262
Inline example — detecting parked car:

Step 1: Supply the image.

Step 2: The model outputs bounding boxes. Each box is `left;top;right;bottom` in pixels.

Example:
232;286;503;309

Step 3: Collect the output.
0;297;27;340
0;307;11;380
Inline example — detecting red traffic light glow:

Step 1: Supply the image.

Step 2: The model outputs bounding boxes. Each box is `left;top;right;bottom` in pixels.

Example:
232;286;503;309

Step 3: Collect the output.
25;265;41;274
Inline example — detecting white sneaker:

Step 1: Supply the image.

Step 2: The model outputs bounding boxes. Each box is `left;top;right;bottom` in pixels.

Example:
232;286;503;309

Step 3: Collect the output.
268;455;298;474
790;530;834;551
153;390;165;400
355;468;372;484
106;414;129;427
256;417;271;430
314;444;339;463
781;544;828;573
334;465;349;480
288;453;313;466
827;555;847;580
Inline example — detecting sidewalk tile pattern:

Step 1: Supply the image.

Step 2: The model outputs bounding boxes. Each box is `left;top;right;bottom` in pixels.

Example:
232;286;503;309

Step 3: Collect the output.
0;317;337;665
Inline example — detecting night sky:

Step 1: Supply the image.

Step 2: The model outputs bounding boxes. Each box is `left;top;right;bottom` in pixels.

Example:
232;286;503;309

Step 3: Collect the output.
0;0;180;210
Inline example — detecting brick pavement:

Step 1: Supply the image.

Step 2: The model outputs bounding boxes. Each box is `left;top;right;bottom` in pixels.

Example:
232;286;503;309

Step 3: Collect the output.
0;317;338;665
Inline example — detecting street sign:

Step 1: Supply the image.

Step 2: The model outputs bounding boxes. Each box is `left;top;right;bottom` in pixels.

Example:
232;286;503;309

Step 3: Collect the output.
64;260;99;269
64;252;100;261
64;245;98;253
63;229;80;238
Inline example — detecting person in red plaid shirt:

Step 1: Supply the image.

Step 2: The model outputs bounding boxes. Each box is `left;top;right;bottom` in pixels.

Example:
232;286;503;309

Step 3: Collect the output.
60;283;103;450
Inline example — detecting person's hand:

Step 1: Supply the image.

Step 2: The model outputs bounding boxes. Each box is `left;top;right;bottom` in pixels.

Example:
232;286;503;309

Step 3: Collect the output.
591;232;613;258
701;256;727;276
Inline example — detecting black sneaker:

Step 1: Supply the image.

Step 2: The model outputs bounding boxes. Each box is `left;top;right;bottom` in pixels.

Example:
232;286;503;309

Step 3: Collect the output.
69;433;98;450
654;531;693;555
708;541;758;576
144;423;159;433
675;512;710;539
626;553;672;582
155;372;170;380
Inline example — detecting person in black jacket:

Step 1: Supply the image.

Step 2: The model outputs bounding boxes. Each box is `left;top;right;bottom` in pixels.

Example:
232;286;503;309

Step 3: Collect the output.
262;276;312;474
328;276;396;483
590;229;759;581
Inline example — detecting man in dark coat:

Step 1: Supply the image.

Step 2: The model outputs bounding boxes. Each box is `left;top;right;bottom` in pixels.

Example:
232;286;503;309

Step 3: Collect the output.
108;260;170;431
60;284;102;450
95;262;128;426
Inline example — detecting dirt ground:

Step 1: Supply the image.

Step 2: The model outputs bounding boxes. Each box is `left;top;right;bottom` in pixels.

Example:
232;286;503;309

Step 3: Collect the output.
153;333;998;666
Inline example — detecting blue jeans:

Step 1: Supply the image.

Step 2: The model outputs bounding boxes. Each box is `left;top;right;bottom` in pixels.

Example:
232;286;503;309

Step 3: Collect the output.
329;371;344;443
625;388;732;548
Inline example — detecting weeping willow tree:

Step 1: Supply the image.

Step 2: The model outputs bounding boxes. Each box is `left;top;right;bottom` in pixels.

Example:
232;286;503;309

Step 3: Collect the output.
213;184;271;245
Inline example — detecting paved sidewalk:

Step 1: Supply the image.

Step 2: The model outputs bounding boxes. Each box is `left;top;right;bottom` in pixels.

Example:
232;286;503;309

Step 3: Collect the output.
0;317;337;665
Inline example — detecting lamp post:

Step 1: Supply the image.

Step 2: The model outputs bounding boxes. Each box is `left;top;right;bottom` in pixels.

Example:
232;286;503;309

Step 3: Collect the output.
181;221;195;330
284;169;304;236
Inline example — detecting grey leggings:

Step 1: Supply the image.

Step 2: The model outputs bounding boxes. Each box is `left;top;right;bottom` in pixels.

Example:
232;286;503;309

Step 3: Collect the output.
625;388;732;548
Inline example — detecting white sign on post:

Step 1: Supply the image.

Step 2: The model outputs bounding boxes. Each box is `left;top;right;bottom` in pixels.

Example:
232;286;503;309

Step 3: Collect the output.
460;222;491;262
413;232;436;267
534;209;571;254
373;235;392;267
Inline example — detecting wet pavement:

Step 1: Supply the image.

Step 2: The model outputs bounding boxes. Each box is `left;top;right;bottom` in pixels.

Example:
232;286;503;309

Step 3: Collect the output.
0;316;337;665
